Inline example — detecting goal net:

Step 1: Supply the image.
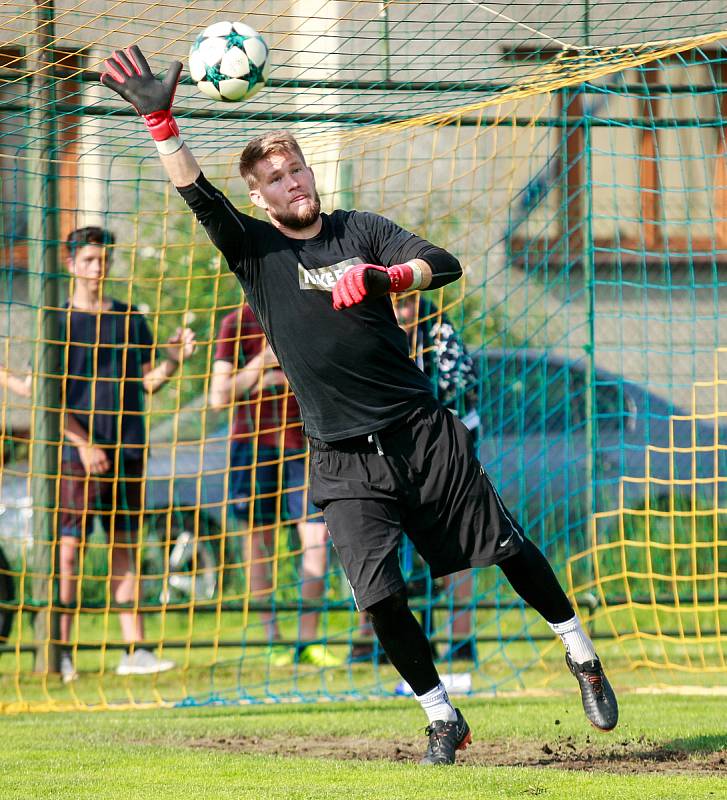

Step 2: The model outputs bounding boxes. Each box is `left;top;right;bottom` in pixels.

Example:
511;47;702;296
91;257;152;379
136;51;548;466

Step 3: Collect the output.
0;1;725;711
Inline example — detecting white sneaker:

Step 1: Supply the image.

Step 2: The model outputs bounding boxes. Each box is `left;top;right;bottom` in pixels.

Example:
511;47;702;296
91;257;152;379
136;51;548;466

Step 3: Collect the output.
60;652;78;684
116;648;176;676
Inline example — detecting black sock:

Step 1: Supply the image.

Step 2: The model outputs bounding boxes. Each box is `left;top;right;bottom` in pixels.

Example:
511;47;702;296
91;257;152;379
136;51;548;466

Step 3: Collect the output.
366;589;439;695
498;536;574;623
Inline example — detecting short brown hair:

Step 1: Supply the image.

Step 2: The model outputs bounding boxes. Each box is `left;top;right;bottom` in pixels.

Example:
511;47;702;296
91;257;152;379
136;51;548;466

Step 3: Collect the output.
65;226;115;258
238;131;306;188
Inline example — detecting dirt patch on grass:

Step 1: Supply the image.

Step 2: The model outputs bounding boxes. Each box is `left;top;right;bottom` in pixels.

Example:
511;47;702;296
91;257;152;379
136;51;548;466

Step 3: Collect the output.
188;732;726;775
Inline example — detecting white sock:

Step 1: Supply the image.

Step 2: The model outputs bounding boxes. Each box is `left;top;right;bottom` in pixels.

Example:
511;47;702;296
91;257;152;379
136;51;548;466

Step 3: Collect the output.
548;615;597;664
415;681;457;724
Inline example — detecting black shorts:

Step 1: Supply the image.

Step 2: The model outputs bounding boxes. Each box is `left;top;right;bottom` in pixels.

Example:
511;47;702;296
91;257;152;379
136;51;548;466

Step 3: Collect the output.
308;401;523;610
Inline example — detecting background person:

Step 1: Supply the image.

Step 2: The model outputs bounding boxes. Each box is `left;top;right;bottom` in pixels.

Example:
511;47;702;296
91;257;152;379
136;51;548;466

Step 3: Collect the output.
399;294;481;663
56;226;195;681
210;303;340;667
352;294;480;664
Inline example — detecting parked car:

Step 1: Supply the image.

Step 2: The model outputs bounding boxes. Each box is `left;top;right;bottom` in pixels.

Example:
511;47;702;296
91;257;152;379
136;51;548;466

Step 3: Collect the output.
476;349;727;558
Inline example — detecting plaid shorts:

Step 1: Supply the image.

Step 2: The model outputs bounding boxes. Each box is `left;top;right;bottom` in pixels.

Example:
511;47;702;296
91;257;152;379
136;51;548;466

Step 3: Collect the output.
58;456;144;541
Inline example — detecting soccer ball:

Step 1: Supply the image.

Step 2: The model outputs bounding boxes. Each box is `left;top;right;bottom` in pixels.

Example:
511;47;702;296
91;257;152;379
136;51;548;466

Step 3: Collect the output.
188;21;270;102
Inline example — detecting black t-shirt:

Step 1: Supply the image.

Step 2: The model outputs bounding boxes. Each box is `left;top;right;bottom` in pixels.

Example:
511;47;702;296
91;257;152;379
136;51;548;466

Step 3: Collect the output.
179;174;444;441
59;299;153;459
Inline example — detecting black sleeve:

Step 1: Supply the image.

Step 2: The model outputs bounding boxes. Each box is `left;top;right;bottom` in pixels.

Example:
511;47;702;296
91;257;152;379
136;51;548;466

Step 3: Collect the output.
176;173;251;274
351;211;462;290
414;244;463;290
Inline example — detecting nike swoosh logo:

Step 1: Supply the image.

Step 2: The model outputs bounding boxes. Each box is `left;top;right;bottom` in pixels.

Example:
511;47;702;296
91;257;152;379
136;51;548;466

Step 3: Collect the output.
498;532;515;548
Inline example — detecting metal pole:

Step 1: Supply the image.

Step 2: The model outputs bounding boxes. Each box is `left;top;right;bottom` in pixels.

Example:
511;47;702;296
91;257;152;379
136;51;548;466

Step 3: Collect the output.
581;97;598;622
28;0;62;674
380;2;391;83
582;4;598;614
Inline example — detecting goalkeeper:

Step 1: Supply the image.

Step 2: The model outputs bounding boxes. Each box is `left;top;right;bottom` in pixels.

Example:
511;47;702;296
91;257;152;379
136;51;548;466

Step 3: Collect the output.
101;47;618;766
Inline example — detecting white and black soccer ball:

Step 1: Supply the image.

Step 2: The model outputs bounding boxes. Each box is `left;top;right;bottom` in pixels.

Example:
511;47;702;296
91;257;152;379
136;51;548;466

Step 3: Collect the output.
188;21;270;102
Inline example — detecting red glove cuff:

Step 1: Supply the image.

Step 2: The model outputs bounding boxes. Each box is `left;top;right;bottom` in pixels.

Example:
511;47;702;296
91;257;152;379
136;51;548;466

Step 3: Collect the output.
332;262;421;310
143;110;179;142
386;263;415;293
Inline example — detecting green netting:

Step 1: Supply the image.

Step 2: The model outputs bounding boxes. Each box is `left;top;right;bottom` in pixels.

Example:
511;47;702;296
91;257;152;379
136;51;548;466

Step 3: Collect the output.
0;2;725;712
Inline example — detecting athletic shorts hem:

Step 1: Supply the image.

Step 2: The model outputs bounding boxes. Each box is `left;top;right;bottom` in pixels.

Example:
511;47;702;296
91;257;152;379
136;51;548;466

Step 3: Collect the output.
352;580;406;612
429;537;523;579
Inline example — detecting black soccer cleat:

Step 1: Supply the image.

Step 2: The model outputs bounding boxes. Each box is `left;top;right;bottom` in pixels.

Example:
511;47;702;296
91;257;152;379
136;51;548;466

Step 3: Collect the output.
419;708;472;765
566;653;619;732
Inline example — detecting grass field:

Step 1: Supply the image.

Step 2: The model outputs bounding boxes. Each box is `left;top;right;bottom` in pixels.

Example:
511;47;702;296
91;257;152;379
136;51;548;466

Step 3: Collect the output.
1;691;724;800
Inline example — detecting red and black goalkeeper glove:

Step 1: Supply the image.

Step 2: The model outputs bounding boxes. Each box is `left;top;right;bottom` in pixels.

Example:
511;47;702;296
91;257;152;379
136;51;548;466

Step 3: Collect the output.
101;46;183;149
332;263;421;310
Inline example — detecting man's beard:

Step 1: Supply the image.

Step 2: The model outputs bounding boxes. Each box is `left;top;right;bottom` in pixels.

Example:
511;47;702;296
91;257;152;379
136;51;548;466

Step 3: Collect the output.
272;191;321;230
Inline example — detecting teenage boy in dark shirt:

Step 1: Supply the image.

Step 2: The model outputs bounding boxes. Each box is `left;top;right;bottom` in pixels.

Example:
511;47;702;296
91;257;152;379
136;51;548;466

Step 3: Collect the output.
57;226;195;680
210;304;340;667
101;48;618;764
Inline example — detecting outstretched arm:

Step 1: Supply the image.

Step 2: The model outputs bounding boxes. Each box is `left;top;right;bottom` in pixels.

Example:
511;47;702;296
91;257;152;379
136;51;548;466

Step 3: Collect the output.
100;46;200;187
101;46;253;274
159;143;202;188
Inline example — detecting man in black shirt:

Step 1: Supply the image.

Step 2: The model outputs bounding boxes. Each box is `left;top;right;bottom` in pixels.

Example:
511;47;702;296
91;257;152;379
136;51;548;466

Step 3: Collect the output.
102;47;618;763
